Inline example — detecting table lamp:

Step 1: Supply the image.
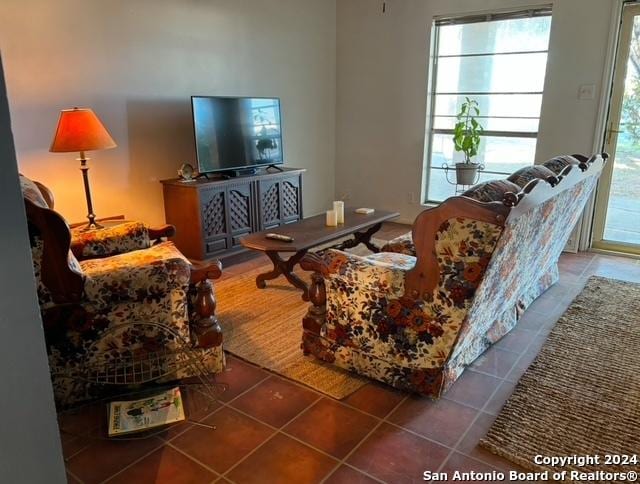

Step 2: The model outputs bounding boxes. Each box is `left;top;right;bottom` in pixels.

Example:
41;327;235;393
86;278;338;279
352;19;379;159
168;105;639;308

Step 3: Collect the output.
50;107;117;230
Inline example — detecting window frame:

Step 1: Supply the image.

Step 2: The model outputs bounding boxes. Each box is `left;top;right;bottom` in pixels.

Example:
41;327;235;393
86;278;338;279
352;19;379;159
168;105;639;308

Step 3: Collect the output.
423;6;553;204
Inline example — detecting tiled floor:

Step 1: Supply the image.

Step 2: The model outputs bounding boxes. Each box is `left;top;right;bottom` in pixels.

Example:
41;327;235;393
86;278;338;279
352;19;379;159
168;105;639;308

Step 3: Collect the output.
61;222;640;484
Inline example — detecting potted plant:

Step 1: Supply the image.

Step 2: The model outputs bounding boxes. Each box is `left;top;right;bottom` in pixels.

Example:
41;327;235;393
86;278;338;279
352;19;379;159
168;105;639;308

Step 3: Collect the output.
452;97;484;185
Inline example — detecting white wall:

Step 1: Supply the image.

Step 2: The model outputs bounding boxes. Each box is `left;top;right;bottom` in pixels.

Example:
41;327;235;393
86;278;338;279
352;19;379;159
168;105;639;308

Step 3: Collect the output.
0;55;66;484
336;0;615;223
0;0;336;225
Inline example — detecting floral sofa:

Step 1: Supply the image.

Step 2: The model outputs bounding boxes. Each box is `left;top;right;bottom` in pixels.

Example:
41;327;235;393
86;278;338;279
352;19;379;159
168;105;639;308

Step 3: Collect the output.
21;175;225;406
300;154;606;397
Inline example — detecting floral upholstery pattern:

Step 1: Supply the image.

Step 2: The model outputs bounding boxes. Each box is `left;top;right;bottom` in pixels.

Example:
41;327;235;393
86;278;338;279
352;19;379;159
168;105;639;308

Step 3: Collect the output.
461;179;521;203
364;251;416;270
381;231;416;256
307;217;503;396
20;175;49;208
81;241;191;309
36;240;225;406
507;165;556;188
303;159;603;397
71;221;152;259
21;174;224;407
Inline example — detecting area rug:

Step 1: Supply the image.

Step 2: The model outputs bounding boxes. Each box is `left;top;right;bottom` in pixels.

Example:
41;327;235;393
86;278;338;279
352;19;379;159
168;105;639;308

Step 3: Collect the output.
216;256;370;399
480;276;640;481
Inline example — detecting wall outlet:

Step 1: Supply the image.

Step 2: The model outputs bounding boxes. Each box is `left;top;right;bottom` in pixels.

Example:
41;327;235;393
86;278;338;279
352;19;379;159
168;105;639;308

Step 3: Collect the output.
408;192;418;204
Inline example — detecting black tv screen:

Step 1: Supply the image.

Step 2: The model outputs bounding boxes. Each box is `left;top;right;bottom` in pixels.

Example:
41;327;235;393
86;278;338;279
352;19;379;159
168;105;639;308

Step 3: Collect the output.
192;96;283;173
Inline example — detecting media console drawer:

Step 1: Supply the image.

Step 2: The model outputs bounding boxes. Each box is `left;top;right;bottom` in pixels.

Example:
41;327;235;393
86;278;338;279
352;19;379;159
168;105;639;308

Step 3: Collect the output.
161;168;304;260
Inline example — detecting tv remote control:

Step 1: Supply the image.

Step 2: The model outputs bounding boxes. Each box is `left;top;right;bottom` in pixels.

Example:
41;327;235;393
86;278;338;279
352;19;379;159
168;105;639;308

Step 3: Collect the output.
265;233;294;242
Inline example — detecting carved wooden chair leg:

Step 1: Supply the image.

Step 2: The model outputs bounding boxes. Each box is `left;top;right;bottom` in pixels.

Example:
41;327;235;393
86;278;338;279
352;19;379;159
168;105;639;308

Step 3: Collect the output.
299;254;329;355
189;260;223;349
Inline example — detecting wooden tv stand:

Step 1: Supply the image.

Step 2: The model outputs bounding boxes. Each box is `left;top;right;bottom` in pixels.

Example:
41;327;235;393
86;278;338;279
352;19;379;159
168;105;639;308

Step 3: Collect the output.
161;167;304;260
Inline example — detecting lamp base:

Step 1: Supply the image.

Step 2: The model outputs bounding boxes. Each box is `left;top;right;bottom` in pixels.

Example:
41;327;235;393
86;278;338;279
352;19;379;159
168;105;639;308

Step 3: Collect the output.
76;220;104;232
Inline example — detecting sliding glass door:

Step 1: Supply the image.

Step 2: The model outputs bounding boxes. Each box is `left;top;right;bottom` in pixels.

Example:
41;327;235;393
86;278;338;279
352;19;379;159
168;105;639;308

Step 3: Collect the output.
593;2;640;253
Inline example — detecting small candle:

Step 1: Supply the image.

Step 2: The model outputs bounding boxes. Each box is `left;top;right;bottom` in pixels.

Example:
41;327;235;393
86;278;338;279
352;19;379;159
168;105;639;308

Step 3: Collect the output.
326;209;338;227
333;201;345;224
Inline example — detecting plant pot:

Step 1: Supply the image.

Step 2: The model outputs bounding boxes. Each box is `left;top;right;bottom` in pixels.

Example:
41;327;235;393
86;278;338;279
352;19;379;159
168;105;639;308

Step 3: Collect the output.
455;162;480;185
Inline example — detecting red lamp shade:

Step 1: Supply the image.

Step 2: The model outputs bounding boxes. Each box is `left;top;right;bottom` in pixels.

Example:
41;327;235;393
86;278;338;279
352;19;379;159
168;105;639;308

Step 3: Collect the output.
49;107;117;153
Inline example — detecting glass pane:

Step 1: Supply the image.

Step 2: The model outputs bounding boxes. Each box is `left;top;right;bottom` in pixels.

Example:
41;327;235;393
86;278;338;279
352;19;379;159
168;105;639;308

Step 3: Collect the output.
603;23;640;246
429;133;534;173
434;94;543;118
426;169;509;203
438;16;552;56
433;115;539;132
435;53;548;93
603;150;640;244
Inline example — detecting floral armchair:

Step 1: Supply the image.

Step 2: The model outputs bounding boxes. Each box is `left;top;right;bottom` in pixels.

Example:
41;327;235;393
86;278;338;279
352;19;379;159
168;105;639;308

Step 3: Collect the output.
300;154;606;397
21;175;225;406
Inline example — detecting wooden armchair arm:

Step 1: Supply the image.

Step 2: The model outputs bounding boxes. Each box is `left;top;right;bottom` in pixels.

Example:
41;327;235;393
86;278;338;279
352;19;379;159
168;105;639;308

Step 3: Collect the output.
189;259;223;349
190;259;222;282
24;199;84;304
148;224;176;241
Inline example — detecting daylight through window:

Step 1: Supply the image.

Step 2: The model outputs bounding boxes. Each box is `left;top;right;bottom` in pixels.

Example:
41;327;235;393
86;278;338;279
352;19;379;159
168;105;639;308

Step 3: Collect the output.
424;8;553;202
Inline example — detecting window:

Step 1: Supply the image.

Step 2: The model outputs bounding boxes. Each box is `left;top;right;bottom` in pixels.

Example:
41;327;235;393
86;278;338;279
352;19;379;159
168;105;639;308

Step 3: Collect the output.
424;8;553;202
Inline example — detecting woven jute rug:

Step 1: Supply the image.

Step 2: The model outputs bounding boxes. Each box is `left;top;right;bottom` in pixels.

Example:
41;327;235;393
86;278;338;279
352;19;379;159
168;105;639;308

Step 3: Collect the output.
215;243;379;399
480;276;640;482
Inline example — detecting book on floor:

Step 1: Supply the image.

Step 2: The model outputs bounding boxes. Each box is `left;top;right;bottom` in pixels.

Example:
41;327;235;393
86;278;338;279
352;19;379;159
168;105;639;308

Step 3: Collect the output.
107;386;185;437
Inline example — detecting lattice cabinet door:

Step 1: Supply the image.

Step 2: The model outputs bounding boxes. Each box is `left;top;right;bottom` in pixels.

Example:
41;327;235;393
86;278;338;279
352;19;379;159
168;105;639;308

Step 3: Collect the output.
199;186;229;256
226;181;255;247
280;175;302;223
258;178;282;229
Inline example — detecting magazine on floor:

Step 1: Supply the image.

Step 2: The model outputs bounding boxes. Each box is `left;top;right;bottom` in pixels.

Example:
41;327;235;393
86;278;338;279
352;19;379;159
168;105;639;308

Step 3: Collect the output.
108;386;185;437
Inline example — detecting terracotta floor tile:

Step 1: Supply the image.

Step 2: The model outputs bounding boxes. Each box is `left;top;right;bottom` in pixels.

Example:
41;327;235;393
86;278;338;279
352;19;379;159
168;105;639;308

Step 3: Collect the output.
66;472;82;484
455;412;532;474
483;380;517;416
347;423;449;483
494;327;536;353
524;292;562;318
558;252;594;276
342;381;405;418
444;370;501;410
324;465;380;484
456;412;497;455
66;436;164;483
55;248;640;482
440;452;498;480
58;406;101;436
505;347;540;384
60;432;92;460
215;356;268;402
586;255;640;282
470;347;519;379
388;396;477;447
171;407;274;473
107;446;216;484
284;398;378;458
230;376;319;428
226;433;337;484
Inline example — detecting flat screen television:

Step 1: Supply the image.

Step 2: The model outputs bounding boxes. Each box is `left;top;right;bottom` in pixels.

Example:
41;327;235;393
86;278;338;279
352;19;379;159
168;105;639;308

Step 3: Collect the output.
191;96;283;174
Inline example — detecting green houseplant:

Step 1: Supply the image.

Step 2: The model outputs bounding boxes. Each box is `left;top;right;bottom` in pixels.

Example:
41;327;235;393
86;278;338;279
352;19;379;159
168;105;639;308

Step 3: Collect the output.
452;97;484;185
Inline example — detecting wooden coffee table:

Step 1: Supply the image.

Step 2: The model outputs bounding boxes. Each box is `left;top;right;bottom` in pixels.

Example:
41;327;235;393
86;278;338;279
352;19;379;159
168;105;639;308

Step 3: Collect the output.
240;208;399;301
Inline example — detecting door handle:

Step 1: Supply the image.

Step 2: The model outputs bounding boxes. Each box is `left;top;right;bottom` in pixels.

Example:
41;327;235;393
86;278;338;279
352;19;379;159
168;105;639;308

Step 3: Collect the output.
607;127;623;145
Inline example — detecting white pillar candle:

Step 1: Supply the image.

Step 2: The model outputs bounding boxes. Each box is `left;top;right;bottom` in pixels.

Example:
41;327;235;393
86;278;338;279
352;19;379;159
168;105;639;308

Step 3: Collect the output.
333;201;345;224
326;209;338;227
